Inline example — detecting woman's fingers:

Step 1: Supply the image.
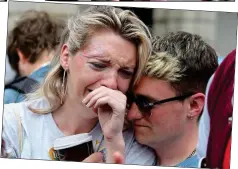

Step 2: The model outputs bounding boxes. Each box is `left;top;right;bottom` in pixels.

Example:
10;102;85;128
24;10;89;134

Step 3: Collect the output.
82;87;104;105
93;96;110;109
85;92;106;108
83;86;126;113
94;96;126;115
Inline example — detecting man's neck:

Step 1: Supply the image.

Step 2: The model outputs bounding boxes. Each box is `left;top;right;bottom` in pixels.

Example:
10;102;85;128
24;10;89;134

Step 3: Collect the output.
20;51;51;77
154;125;198;167
20;61;49;77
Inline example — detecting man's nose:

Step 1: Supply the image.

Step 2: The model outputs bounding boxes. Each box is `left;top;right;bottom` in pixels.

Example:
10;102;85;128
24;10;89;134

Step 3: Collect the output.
127;102;143;120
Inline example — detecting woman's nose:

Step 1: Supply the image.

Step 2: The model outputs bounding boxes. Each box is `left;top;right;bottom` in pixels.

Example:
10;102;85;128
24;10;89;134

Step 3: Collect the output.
127;103;143;120
100;71;118;90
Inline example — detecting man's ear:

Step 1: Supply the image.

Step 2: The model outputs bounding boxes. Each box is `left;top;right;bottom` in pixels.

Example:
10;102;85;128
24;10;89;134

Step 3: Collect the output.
16;48;27;63
187;93;205;119
60;44;70;70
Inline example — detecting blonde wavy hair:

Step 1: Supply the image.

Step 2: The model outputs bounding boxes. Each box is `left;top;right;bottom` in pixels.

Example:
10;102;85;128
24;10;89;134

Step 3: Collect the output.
27;5;152;114
144;51;184;82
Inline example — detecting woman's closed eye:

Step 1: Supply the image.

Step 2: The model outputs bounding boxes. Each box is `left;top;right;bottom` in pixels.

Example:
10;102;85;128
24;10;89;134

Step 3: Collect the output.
89;62;134;78
89;62;107;70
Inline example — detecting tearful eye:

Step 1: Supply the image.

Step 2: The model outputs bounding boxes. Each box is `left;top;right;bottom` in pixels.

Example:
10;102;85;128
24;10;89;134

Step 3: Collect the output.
119;69;134;79
89;62;107;70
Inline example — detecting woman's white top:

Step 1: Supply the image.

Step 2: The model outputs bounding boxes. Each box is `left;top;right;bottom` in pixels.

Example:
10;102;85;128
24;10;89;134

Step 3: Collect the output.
2;99;155;165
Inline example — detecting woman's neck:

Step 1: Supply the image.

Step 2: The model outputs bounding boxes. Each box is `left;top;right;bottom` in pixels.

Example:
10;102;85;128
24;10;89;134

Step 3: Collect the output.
52;95;98;136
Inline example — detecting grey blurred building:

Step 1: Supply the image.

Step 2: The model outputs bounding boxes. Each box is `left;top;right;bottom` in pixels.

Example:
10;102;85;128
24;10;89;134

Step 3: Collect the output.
8;1;238;57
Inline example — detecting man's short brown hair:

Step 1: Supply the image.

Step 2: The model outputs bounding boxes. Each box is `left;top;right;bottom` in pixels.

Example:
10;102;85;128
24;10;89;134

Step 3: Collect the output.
145;32;218;95
7;10;64;73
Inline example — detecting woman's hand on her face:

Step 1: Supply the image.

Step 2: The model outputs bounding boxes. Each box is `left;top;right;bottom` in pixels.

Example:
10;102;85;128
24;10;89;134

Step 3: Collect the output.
82;86;126;163
82;86;127;139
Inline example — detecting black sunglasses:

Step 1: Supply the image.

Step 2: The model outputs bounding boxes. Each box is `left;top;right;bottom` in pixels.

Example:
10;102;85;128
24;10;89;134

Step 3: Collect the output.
127;92;194;117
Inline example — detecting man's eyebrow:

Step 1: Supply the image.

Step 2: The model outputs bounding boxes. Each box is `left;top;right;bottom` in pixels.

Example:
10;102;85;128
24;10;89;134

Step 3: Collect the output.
136;93;158;101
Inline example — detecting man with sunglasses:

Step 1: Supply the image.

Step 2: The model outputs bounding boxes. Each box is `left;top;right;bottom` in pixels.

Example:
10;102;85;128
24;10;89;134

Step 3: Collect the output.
127;32;218;167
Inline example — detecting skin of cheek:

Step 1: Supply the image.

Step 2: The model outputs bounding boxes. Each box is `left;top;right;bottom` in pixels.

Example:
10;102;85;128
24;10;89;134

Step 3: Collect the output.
77;68;103;99
68;56;96;95
147;103;185;142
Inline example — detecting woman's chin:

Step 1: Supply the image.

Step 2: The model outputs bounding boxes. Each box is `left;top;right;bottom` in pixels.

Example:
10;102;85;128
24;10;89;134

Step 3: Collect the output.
87;107;98;118
81;107;98;119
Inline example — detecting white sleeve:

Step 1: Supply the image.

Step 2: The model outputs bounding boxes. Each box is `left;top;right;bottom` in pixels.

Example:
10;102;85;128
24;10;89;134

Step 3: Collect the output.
123;129;156;165
196;75;213;161
2;104;21;158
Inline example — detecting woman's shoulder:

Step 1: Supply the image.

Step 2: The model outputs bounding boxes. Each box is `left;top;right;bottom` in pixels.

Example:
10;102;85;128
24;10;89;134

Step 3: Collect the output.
4;101;29;119
3;99;51;140
4;98;49;120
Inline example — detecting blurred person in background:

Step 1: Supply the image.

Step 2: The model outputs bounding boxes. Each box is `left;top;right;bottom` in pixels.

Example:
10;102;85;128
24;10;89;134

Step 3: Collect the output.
5;55;17;86
197;49;235;169
4;10;64;104
126;32;218;167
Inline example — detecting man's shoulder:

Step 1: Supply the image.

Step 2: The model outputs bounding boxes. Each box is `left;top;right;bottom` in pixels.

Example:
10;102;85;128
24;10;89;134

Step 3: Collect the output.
30;64;50;82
